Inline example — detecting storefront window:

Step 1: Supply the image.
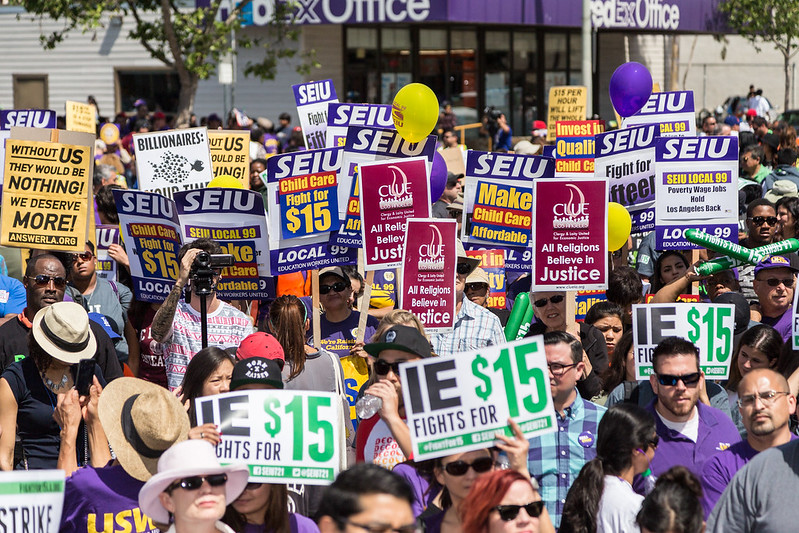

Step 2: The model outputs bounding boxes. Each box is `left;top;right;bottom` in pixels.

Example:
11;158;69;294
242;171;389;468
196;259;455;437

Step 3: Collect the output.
449;29;479;126
569;33;583;86
512;31;538;134
544;33;568;108
345;27;378;102
380;28;412;103
419;29;447;104
485;31;510;127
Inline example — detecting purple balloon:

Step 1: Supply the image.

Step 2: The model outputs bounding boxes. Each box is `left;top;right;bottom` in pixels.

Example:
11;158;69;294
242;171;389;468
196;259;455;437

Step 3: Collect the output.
609;62;653;118
430;151;447;201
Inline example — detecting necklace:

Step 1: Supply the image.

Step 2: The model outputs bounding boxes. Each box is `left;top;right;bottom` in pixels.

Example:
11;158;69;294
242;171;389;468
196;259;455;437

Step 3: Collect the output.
42;372;69;392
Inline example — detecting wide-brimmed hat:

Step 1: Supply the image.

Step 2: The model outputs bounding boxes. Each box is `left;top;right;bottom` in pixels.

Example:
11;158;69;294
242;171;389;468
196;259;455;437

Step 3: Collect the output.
466;267;491;286
32;302;96;364
98;377;190;482
764;180;799;203
138;440;249;524
456;239;480;275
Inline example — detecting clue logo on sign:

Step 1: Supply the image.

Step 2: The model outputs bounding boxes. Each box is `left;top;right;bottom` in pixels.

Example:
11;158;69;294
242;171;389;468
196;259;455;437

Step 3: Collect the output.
418;225;445;271
378;165;413;210
553;184;590;229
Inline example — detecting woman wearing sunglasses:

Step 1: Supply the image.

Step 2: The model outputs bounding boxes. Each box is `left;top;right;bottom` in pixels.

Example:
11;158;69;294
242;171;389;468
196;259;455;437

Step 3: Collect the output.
559;404;657;533
139;439;249;533
461;469;554;533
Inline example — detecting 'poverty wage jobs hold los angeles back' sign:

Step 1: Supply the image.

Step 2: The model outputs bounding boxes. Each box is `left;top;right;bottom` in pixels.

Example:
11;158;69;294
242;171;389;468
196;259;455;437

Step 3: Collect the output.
400;337;556;460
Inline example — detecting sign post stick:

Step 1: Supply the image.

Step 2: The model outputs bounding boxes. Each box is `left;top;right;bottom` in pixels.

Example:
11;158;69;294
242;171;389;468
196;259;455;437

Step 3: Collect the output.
312;270;321;349
357;271;375;343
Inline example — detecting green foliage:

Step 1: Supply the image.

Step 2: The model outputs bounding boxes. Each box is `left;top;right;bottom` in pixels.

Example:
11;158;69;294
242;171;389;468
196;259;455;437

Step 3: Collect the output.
719;0;799;57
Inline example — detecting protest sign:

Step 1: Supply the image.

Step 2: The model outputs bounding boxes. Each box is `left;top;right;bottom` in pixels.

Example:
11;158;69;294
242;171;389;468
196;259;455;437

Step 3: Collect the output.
294;79;338;151
632;302;734;379
0;470;65;533
623;91;697;137
400;337;556;460
793;289;799;349
196;390;340;484
532;178;608;291
644;294;701;304
554;120;604;177
134;127;214;199
335;126;438;247
575;290;607;322
65;100;97;134
463;243;532;274
654;136;739;250
547;86;587;140
360;157;431;270
0;110;57;186
207;130;250;187
1;138;91;251
325;103;393;148
114;189;182;302
175;188;272;299
400;219;456;333
595;124;660;234
95;225;119;281
466;248;506;308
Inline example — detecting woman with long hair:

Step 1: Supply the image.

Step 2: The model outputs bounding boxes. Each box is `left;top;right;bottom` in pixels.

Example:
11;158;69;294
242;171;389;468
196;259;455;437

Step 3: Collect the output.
600;332;636;399
559;404;657;533
585;302;624;358
650;251;690;294
636;466;704;533
179;346;234;443
776;196;799;240
224;482;318;533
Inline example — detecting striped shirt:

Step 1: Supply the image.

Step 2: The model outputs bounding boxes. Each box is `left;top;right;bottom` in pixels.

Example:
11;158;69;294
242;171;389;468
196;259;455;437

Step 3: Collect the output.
429;298;505;357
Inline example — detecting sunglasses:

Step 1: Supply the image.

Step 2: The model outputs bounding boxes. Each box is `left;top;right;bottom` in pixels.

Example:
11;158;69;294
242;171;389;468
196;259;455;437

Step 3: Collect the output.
320;282;348;295
757;277;794;287
72;251;94;262
25;275;67;288
442;456;494;476
456;262;472;275
374;359;404;376
533;294;564;308
166;473;227;492
656;372;701;387
494;501;545;521
749;216;778;227
465;283;489;292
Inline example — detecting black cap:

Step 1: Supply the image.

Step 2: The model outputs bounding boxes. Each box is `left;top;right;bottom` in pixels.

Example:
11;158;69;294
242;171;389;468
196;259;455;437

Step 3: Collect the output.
762;133;780;151
364;325;432;359
230;357;284;390
446;172;463;186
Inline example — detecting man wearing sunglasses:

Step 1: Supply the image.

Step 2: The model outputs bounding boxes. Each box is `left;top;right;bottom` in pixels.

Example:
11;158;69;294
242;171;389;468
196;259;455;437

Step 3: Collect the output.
737;198;781;303
643;337;740;493
429;240;504;358
0;254;122;380
701;368;796;517
752;255;798;343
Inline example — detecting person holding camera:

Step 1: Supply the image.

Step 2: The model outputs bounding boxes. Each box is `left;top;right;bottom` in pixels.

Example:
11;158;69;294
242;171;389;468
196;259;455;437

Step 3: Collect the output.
482;108;513;152
151;239;253;391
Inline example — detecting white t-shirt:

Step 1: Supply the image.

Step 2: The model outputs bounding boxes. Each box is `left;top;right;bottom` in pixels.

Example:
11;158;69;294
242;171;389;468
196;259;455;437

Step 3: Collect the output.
597;475;644;533
656;406;699;442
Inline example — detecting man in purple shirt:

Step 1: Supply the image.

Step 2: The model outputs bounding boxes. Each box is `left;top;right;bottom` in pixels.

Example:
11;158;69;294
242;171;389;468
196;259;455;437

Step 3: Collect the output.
700;368;796;516
752;255;798;343
640;337;741;493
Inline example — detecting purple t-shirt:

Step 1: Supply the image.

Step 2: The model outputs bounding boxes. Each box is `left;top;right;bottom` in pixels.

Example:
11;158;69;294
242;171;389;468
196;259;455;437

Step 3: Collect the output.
760;307;792;343
319;311;378;357
242;513;319;533
393;462;435;518
60;463;159;532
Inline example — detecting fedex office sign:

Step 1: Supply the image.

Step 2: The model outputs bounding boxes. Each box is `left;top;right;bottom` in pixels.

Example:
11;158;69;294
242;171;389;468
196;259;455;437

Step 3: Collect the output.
214;0;431;25
591;0;680;30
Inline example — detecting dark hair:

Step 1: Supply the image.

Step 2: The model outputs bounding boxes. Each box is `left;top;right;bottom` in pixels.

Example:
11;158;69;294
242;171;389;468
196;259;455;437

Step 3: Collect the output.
777;148;797;166
777;342;799;381
776;197;799;239
25;253;68;278
251;157;268;169
315;463;414;526
743;144;764;162
461;470;531;533
95;184;123;224
652;337;699;374
727;324;782;390
250;126;264;142
561;404;656;533
651;251;690;293
180;346;235;425
279;112;291;122
636;466;704;533
223;483;289;533
584;301;624;325
602;331;634;395
751;116;767;129
606;267;643;309
746;198;776;218
29;332;53;373
177;238;223;263
267;295;308;381
544;330;583;364
341;265;365;300
133;118;151;132
433;448;493;511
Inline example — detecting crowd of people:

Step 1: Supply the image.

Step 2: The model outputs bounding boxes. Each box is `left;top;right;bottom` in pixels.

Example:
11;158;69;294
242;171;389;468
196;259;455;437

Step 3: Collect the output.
3;90;799;533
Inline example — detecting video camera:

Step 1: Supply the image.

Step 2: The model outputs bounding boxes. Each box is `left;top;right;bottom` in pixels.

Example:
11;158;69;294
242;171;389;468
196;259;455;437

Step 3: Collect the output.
189;251;234;296
483;106;503;136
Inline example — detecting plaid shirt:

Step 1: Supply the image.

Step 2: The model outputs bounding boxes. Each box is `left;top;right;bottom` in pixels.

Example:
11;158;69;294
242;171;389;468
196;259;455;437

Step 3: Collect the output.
429;298;505;357
527;391;606;529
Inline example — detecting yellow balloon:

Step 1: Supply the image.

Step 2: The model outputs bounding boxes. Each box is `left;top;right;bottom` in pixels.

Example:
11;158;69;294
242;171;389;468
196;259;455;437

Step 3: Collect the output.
607;202;632;251
207;175;245;189
392;83;439;143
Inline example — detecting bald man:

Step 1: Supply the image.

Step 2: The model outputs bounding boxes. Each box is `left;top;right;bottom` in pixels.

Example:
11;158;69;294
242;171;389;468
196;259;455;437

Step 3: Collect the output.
701;368;796;516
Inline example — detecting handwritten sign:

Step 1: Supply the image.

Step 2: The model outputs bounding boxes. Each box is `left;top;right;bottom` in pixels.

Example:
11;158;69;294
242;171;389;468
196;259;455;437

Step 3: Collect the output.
547;86;587;140
65;100;97;134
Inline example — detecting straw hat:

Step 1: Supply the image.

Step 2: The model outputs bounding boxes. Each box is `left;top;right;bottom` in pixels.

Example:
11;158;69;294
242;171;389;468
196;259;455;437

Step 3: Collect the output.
32;302;96;364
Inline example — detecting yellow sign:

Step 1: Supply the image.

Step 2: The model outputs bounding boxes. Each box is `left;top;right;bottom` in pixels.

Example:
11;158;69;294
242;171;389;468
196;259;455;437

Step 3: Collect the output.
208;130;250;188
1;139;91;251
547;86;587;140
65;101;97;134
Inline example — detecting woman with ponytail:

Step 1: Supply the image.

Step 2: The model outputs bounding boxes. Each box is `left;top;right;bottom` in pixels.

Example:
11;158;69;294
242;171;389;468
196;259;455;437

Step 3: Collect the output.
559;404;658;533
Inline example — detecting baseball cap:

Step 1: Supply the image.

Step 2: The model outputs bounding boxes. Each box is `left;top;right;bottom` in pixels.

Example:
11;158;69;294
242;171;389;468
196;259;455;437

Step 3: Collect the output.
724;115;740;126
230;357;284;390
447;172;464;186
236;332;285;369
746;109;757;117
364;325;432;359
319;266;349;284
88;312;121;340
133;99;147;108
754;255;799;277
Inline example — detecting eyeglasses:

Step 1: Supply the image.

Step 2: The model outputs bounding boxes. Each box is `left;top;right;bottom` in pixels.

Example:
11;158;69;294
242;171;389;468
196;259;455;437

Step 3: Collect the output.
166;473;227;492
25;275;67;288
465;283;489;292
456;262;472;275
749;216;778;227
374;359;405;376
737;390;790;408
656;372;701;387
534;295;564;308
494;501;545;521
547;362;578;376
756;277;795;288
320;282;348;295
72;251;94;262
442;456;494;476
344;519;420;533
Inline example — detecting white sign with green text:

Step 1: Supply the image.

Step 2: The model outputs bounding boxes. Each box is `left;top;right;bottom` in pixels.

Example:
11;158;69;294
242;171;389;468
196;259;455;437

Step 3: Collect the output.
0;470;65;533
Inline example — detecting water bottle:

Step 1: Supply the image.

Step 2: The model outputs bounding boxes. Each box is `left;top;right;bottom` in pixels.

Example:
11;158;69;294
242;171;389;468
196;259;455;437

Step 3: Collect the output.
355;394;382;419
642;468;657;495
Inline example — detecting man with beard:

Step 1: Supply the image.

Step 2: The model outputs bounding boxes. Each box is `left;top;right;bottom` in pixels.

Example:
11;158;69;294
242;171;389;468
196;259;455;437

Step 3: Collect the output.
700;368;796;516
642;337;740;491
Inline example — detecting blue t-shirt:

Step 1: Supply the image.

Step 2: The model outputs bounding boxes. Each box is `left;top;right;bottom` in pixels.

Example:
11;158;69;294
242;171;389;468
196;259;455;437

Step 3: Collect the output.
0;275;26;316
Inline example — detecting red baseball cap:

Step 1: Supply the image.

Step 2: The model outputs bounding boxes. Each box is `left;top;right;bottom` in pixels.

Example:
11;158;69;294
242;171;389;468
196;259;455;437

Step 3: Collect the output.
746;109;757;117
236;332;285;369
